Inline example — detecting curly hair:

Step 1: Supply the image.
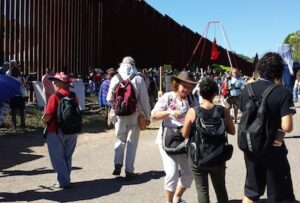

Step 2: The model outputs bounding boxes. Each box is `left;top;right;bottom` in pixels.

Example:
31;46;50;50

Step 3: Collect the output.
199;78;218;100
256;52;283;80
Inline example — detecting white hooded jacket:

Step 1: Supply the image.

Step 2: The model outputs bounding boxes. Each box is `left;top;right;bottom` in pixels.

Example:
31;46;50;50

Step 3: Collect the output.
106;63;151;119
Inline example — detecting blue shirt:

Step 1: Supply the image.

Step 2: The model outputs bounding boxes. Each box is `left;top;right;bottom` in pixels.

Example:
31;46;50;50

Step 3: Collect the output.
228;77;245;96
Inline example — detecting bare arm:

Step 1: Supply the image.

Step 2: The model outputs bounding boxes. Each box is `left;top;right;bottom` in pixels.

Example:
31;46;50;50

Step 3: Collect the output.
281;114;293;133
151;110;181;121
224;108;235;135
182;108;196;138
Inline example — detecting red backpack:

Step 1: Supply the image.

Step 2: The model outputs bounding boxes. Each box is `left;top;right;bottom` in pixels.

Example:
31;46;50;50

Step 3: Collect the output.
112;74;137;116
220;80;229;97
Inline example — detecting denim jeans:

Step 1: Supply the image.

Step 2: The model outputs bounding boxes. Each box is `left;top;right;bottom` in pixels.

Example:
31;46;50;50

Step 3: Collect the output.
293;87;299;102
189;158;228;203
46;130;78;187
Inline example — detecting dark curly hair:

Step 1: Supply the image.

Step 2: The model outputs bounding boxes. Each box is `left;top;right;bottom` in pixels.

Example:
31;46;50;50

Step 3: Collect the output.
256;52;283;80
199;78;218;100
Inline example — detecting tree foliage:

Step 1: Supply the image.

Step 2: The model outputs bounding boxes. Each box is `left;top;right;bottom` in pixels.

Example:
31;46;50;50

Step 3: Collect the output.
284;31;300;61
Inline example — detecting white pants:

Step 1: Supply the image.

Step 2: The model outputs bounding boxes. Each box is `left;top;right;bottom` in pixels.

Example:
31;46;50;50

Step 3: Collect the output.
114;112;140;173
159;144;193;192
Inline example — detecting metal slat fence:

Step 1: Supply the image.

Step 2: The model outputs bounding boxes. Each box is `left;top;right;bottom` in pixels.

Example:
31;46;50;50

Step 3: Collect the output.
0;0;254;80
0;0;102;80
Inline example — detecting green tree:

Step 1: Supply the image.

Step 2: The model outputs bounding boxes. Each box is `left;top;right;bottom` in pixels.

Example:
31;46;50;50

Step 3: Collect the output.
284;31;300;61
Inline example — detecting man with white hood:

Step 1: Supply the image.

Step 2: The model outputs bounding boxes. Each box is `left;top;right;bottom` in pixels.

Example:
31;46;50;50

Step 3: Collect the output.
106;56;151;179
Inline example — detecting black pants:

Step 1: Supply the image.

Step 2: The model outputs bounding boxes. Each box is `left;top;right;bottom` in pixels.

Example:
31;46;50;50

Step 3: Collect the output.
9;96;26;127
10;108;25;127
189;157;228;203
244;144;295;202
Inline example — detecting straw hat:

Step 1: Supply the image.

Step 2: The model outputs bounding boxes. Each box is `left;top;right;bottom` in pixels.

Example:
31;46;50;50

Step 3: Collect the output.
171;71;198;85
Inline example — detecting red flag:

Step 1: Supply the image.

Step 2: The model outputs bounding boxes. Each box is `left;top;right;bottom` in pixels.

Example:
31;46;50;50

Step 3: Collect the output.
210;37;220;60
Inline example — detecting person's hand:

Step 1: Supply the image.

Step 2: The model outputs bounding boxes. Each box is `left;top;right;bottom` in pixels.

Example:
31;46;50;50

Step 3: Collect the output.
169;110;181;118
158;91;163;98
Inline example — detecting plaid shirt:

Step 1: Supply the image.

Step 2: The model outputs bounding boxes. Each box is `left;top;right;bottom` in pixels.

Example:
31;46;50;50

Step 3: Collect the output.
99;79;110;106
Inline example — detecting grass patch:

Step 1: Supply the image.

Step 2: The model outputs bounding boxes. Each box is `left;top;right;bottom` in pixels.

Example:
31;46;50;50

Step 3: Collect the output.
0;95;107;136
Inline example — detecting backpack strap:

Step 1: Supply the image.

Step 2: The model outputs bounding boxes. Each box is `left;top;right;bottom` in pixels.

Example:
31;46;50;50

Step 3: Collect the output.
129;74;136;81
261;83;279;99
116;73;136;82
247;83;256;100
55;91;63;99
187;93;194;107
116;73;123;82
55;91;76;99
248;83;278;100
212;105;224;118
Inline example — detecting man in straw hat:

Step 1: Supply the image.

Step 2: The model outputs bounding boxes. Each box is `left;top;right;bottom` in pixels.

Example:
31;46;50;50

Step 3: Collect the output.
41;72;79;189
107;56;151;179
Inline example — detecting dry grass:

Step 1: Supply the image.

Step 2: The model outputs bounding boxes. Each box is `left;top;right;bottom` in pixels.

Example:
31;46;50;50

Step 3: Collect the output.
0;95;107;136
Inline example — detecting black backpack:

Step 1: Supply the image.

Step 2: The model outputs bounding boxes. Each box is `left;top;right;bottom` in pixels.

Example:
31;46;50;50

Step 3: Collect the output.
238;83;278;153
189;105;233;168
56;92;82;135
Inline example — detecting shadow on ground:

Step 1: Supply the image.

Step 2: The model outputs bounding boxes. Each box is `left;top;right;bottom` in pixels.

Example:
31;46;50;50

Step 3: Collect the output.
0;166;81;178
229;199;300;203
0;132;45;170
0;170;165;202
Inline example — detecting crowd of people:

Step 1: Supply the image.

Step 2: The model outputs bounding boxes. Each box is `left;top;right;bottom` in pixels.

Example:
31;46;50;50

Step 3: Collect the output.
0;52;299;203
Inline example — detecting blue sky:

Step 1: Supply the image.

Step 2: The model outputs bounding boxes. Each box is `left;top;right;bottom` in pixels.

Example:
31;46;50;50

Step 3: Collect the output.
145;0;300;58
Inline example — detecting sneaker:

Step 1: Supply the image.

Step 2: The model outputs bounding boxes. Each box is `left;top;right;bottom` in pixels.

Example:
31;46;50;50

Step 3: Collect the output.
125;171;139;180
177;197;186;203
112;164;122;176
52;183;71;189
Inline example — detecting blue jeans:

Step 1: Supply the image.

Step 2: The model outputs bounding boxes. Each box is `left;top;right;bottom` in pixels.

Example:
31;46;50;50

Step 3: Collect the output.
293;87;299;102
46;130;78;187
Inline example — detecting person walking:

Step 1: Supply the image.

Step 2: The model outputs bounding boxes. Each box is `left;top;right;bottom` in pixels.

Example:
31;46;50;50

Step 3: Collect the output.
99;67;116;127
182;78;235;203
239;52;296;203
9;64;27;129
151;71;197;203
106;56;151;179
41;72;78;189
41;67;55;104
226;68;245;123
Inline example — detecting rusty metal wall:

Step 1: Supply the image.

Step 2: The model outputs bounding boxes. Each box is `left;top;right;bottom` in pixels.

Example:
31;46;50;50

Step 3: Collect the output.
0;0;103;80
0;0;254;79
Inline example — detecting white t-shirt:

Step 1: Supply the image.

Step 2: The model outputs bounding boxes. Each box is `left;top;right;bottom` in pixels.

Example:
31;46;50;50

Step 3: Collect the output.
151;91;192;144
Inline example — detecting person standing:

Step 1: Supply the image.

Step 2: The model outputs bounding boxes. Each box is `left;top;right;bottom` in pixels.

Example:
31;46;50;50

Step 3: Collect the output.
106;56;151;179
292;69;300;103
42;72;78;189
278;44;294;92
239;52;296;203
182;78;235;203
151;71;196;203
226;68;245;123
99;67;116;127
42;68;55;103
9;64;27;129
